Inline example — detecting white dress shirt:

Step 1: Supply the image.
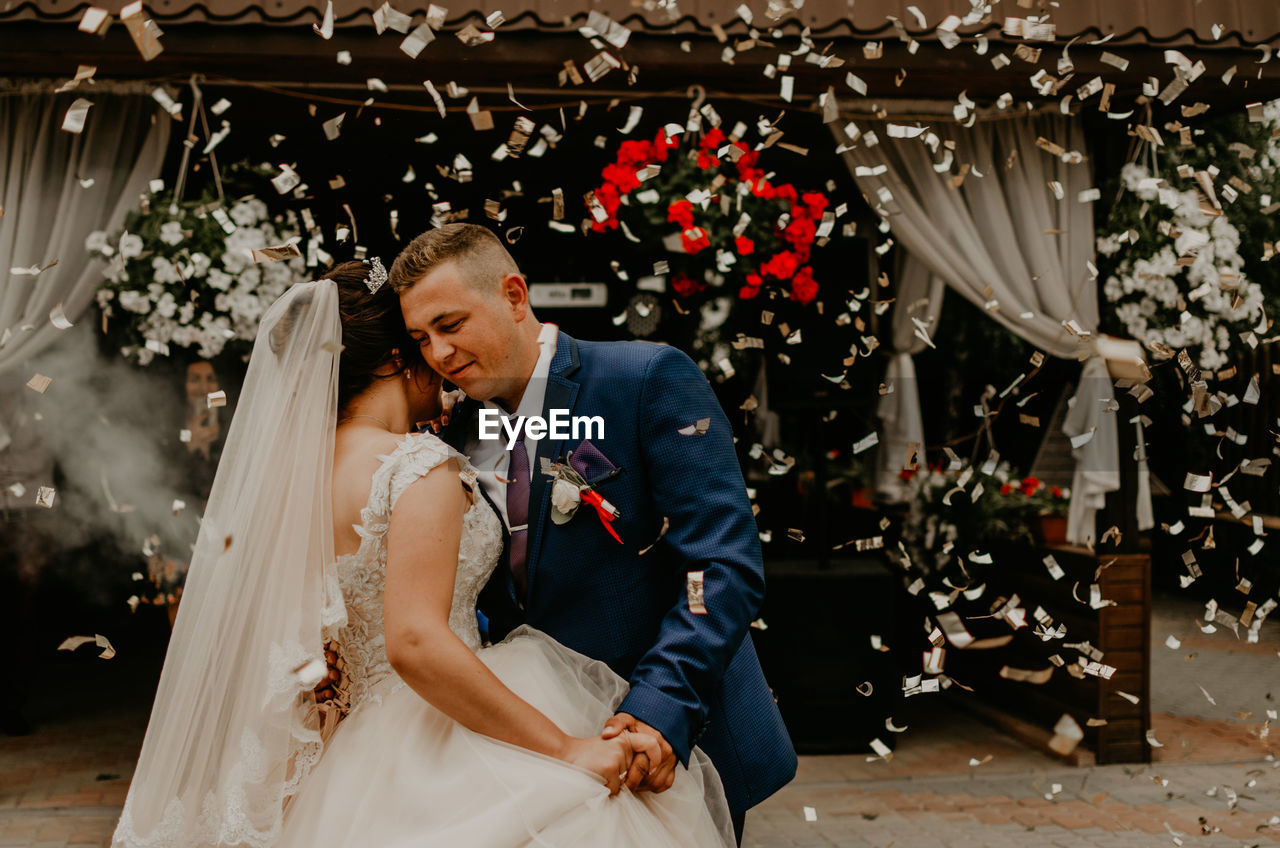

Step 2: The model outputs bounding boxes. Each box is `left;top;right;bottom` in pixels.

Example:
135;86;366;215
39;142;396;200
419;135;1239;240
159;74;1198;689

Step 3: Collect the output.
464;322;559;531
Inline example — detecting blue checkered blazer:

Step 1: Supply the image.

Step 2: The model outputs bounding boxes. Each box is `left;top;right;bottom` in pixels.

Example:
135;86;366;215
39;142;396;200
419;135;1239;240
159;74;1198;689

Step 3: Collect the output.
440;330;796;819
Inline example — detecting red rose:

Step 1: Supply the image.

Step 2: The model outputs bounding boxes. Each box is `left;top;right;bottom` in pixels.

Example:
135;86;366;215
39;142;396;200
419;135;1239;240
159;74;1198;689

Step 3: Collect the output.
696;150;719;170
1000;483;1015;495
734;235;755;255
790;266;818;304
760;250;799;280
653;128;677;162
680;227;711;254
1051;486;1063;498
739;273;763;300
802;191;829;215
773;183;798;203
601;162;640;194
671;273;705;298
617;139;653;168
700;127;726;151
667;199;695;229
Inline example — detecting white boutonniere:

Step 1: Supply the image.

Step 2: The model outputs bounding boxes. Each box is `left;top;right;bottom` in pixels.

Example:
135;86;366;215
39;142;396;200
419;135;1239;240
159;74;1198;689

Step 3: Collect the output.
540;452;623;543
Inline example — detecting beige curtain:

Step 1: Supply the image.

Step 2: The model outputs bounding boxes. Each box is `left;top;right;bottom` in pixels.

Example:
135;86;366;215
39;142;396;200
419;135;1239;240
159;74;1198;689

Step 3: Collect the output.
839;112;1135;545
0;91;169;362
877;253;943;499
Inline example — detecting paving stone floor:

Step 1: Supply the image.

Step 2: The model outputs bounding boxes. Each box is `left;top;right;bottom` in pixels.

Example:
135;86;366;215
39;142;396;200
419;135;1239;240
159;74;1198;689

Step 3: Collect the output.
3;593;1277;847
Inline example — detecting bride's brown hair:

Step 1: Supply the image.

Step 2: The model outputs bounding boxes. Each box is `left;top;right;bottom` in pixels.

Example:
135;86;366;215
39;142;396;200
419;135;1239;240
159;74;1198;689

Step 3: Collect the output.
322;260;427;412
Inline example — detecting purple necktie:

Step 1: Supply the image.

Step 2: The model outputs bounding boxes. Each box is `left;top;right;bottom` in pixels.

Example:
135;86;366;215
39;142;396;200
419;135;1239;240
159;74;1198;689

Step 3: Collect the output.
506;434;530;601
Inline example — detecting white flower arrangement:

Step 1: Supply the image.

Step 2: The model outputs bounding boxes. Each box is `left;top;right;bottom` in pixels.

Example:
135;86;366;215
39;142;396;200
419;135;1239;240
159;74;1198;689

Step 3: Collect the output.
90;190;306;365
1098;136;1273;371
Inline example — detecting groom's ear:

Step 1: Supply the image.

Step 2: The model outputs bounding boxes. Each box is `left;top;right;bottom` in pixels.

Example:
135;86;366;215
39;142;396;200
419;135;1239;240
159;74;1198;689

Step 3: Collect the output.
500;273;531;317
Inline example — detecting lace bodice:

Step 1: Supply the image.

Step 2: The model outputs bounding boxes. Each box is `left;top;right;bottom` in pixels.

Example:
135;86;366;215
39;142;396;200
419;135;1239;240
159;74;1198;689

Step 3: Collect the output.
333;432;504;714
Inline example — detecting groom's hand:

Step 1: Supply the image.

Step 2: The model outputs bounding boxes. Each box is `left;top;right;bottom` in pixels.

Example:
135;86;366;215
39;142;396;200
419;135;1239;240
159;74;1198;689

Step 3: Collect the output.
602;713;676;793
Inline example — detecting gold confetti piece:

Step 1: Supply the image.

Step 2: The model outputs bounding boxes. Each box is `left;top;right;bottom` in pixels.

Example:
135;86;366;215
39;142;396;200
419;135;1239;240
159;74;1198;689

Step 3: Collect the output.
969;754;994;767
79;6;110;33
121;2;164;61
852;432;879;454
1145;729;1164;748
1048;713;1084;755
401;24;435;58
686;571;706;614
207;390;227;408
803;806;817;822
35;486;56;508
869;738;893;762
322;112;345;141
456;23;494;46
677;418;711;436
372;1;412;33
1182;472;1212;492
26;373;51;393
312;0;334;38
250;242;302;263
426;3;447;28
61;98;93;134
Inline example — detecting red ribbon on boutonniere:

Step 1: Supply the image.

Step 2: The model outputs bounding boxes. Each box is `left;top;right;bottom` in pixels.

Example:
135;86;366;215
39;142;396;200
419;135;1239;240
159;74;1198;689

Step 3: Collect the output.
579;488;622;544
541;454;624;544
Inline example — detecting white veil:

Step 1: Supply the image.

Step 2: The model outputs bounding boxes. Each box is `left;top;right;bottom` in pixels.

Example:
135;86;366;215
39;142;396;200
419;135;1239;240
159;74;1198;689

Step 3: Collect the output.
114;280;345;848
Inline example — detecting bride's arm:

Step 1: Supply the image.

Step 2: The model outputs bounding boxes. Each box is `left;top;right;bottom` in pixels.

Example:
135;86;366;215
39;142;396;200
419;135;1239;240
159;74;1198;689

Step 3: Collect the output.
382;465;650;792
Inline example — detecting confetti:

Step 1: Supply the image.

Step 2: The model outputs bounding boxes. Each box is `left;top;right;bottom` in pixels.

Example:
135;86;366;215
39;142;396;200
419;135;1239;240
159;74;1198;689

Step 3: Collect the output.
207;391;227;408
26;373;52;393
57;634;115;659
686;571;706;614
35;486;56;508
677;418;711;436
61;98;93;134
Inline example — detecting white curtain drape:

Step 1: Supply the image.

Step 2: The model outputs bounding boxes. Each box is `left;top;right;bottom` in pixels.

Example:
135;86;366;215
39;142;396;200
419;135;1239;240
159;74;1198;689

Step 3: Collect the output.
0;91;170;365
840;112;1132;545
877;253;944;499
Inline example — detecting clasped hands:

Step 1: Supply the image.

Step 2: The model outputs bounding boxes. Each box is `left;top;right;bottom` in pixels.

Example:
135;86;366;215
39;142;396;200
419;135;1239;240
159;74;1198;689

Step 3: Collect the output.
564;712;677;797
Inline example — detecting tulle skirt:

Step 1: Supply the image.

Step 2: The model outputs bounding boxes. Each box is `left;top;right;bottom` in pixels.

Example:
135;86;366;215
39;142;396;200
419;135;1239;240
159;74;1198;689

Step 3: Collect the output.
277;626;734;848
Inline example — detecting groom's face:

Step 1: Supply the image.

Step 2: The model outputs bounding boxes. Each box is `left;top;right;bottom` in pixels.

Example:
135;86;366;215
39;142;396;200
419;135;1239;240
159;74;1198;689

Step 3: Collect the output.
400;259;529;406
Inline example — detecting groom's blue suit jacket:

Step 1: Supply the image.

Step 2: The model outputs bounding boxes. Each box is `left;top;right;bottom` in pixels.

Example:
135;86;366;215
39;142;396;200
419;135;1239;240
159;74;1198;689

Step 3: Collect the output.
440;330;796;818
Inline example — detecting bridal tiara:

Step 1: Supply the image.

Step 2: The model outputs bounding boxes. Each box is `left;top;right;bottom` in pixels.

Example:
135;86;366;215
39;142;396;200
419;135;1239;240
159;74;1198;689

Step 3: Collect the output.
365;257;388;294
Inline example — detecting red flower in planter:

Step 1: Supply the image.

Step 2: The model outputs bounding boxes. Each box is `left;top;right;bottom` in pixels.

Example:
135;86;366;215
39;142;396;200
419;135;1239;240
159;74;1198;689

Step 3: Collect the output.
680;227;711;254
1000;483;1015;495
791;266;818;304
700;127;726;150
1020;476;1042;496
734;235;755;255
602;162;640;195
760;250;799;281
667;199;695;229
802;191;829;215
653;128;677;161
739;272;763;300
671;273;706;298
1050;486;1063;498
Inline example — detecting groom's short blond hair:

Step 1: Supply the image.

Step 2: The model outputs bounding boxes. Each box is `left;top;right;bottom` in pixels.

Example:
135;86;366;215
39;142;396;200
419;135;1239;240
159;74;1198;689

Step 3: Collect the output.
389;224;520;298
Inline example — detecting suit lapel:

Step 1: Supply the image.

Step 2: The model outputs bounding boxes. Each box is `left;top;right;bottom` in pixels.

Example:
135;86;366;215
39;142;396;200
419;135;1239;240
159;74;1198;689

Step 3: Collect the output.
526;332;581;597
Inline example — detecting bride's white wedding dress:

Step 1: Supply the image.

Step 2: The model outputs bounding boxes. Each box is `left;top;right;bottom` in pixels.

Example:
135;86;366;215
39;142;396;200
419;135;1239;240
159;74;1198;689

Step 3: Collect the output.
277;432;733;847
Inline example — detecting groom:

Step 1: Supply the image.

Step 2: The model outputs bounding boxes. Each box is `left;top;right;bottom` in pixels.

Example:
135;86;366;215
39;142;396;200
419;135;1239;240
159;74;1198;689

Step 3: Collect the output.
390;224;796;841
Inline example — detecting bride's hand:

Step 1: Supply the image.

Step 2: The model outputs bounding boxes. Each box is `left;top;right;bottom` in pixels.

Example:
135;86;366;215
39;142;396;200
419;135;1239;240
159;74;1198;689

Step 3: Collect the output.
560;736;632;796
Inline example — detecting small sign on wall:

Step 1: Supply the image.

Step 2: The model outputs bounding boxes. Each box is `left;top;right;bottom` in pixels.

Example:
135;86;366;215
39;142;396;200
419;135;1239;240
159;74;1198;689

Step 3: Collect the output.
529;282;608;308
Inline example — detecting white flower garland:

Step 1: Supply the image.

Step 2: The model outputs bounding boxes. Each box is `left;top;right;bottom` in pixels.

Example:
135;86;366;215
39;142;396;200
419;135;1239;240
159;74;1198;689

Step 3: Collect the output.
1099;127;1273;371
91;196;306;365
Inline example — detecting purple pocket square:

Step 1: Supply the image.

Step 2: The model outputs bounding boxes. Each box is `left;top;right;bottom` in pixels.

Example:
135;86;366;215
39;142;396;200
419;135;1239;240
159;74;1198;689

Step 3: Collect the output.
568;440;617;482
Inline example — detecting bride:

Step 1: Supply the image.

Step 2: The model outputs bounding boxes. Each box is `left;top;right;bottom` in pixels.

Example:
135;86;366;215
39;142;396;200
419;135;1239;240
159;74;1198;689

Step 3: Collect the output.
112;262;733;847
